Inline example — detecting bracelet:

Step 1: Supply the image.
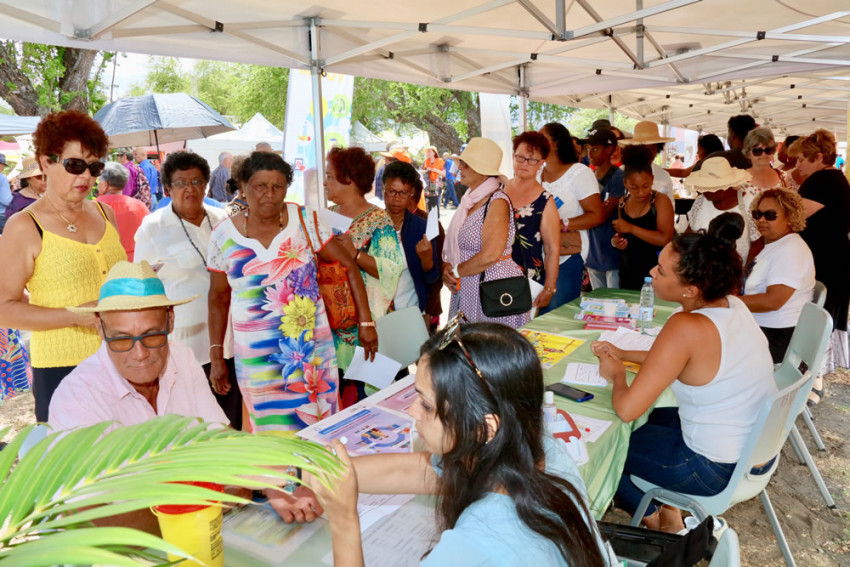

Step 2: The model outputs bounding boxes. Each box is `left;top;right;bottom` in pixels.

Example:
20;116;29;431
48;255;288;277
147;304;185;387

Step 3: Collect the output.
544;286;557;293
358;321;376;328
209;344;223;351
354;249;362;262
282;466;302;494
561;219;570;233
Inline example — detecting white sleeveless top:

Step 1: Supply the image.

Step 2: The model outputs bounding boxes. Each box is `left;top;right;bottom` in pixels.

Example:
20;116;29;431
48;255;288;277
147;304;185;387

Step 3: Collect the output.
670;296;776;463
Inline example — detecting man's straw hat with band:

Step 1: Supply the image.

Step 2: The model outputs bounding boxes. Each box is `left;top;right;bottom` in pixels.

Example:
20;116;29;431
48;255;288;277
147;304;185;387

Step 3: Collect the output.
67;261;198;313
619;120;675;146
684;157;752;193
19;156;43;179
451;137;505;178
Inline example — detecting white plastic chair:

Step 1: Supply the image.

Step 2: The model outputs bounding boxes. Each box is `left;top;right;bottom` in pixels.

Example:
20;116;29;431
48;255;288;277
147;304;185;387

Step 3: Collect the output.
629;368;813;567
799;281;828;453
775;302;834;509
811;280;826;308
375;306;430;367
708;525;741;567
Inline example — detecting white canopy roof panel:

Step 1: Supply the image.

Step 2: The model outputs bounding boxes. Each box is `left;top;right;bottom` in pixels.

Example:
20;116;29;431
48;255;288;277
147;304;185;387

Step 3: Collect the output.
1;1;848;136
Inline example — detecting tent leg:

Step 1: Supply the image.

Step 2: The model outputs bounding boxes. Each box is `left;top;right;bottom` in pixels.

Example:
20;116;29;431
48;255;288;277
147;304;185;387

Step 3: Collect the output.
309;17;327;209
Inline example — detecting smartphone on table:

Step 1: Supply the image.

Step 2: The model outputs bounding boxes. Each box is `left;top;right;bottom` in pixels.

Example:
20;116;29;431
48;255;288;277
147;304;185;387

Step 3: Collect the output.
546;383;594;403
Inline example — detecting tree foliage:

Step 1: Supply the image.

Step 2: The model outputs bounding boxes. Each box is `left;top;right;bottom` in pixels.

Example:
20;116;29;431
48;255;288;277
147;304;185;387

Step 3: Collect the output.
0;41;112;116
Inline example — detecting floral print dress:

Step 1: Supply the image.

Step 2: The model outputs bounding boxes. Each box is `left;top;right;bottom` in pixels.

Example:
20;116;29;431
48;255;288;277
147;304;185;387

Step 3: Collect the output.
1;328;31;402
511;190;552;285
329;205;403;371
207;203;338;434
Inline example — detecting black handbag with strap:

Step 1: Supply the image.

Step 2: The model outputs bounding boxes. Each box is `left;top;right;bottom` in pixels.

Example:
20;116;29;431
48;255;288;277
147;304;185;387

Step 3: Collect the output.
478;194;532;318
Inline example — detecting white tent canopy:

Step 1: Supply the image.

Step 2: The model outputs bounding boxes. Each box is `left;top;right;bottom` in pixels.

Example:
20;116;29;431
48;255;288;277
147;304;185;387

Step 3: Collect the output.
187;112;283;166
1;1;847;139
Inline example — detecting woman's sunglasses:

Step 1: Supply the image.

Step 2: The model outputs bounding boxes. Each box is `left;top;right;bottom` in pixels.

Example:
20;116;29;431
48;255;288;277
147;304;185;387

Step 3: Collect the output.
751;146;776;157
437;312;493;397
752;209;779;221
49;155;106;177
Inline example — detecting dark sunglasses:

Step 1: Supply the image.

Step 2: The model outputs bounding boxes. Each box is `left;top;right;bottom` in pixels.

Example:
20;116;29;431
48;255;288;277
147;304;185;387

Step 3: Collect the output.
49;155;106;177
100;320;168;353
752;209;779;221
751;146;776;157
437;311;493;396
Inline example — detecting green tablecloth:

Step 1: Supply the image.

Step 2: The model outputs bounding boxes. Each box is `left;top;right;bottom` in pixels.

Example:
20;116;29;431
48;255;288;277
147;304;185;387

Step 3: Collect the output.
524;289;678;519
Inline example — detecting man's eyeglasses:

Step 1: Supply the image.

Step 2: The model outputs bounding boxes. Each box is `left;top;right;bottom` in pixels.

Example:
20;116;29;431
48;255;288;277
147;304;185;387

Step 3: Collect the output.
49;155;105;177
752;209;779;221
751;146;776;157
384;189;412;198
171;178;206;190
514;154;542;166
100;320;169;353
437;312;493;398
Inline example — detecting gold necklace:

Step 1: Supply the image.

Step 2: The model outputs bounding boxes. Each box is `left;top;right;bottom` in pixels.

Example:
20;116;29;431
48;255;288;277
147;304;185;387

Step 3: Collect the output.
45;196;82;233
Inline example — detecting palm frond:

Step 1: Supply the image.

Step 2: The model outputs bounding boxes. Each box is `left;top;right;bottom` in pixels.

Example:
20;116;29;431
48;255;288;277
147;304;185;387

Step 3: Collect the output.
0;415;340;566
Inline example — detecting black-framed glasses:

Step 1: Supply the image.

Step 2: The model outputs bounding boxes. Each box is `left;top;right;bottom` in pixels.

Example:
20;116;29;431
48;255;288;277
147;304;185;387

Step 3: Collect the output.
171;178;206;190
100;320;169;353
49;155;105;177
514;154;542;165
752;209;779;221
437;312;494;397
384;189;412;198
751;146;776;157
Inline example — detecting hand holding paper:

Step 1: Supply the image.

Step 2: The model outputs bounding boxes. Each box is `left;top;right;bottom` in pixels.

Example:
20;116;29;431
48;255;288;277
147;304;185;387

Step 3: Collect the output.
345;347;403;389
425;207;439;241
319;208;353;234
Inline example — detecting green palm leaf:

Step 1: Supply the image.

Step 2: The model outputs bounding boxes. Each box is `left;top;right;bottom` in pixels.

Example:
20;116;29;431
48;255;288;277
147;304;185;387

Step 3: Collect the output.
0;415;340;566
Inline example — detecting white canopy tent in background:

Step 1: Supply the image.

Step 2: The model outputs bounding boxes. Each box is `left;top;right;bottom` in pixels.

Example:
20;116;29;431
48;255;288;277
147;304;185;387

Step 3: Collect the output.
187;112;283;167
1;0;848;186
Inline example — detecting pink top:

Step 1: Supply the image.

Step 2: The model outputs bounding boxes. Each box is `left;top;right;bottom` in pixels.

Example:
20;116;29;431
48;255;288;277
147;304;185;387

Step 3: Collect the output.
48;341;228;432
96;194;149;261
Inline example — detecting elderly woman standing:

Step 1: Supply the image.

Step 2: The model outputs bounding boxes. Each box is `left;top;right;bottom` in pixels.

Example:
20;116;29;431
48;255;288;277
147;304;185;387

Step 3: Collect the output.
789;130;850;389
324;147;403;372
208;152;376;433
0;111;126;421
741;188;814;363
442;137;530;328
6;156;45;217
742;127;787;196
134;151;241;428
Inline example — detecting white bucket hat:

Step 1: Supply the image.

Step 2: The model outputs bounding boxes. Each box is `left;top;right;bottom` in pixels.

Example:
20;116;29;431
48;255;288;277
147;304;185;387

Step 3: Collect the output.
452;137;505;177
684;157;752;193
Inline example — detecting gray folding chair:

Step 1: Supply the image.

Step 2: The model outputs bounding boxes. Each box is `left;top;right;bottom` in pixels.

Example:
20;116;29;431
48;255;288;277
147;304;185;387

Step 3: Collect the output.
375;306;430;367
776;302;835;509
800;281;828;452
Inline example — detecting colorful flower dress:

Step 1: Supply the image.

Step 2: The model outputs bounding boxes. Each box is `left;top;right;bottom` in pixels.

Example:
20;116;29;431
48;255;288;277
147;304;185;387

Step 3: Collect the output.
329;205;403;370
511;190;552;285
207;203;338;434
0;328;32;402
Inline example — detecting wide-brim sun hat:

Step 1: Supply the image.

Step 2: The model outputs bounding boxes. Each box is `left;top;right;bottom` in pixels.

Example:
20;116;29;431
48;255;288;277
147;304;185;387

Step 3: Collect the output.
18;156;43;179
451;137;504;177
619;120;674;145
379;147;411;163
684;157;752;193
67;260;198;313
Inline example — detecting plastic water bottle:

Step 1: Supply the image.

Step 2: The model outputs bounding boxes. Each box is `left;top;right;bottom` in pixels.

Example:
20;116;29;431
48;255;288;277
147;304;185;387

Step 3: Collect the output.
639;276;654;330
543;391;557;424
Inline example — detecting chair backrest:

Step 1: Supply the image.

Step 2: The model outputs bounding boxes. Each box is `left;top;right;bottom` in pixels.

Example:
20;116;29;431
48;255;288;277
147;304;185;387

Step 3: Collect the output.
708;526;741;567
776;302;832;391
376;306;430;367
812;280;827;308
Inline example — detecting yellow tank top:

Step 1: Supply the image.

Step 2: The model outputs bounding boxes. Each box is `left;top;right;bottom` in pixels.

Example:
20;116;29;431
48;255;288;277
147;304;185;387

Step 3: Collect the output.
26;203;127;367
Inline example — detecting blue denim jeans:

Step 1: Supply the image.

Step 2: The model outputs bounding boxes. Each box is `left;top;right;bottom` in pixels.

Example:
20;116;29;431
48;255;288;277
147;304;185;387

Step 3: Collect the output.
616;407;738;517
538;254;584;316
587;267;619;290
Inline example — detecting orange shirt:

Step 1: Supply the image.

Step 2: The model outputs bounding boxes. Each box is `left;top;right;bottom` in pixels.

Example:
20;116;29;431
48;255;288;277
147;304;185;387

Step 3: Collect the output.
96;194;149;261
424;158;445;183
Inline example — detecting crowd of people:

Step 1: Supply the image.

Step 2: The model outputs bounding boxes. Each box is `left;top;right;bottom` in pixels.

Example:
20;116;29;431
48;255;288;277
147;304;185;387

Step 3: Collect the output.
0;107;848;565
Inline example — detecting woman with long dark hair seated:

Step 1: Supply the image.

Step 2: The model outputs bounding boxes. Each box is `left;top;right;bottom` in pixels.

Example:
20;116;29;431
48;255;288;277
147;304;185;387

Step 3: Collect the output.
593;214;776;533
309;320;612;566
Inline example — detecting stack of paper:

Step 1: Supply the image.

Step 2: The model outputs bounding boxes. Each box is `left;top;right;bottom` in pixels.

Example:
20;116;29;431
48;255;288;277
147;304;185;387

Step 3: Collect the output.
561;363;608;388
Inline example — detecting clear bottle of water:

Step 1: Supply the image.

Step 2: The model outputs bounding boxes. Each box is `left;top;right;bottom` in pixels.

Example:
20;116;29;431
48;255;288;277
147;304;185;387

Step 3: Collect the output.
543;391;557;424
639;276;654;330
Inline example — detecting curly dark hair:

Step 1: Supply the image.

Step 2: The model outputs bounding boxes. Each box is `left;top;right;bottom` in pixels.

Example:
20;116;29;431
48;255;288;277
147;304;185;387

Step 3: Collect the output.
162;151;211;188
33;110;109;160
421;322;605;567
727;114;757;143
382;160;421;199
671;212;744;301
235;151;294;187
621;144;654;179
697;134;724;156
541;122;579;164
327;146;375;195
512;131;550;160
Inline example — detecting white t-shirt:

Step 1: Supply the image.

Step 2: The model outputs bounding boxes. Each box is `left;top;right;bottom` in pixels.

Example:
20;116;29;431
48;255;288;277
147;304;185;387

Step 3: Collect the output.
687;190;758;262
393;229;419;310
744;233;815;328
670;296;776;463
651;163;674;200
538;163;598;263
134;204;232;365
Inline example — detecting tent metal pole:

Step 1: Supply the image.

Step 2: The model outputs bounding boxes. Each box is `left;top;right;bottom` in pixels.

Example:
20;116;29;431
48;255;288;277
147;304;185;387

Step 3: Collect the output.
309;18;327;209
519;65;528;132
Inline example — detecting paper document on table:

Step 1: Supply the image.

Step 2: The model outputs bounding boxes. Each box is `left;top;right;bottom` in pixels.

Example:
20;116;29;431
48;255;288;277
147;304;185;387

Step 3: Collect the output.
298;405;413;456
318;208;353;233
357;493;416;532
374;375;418;415
598;327;657;351
222;500;325;564
519;329;585;369
570;414;613;443
426;206;439;240
345;347;402;389
562;363;608;388
321;498;437;566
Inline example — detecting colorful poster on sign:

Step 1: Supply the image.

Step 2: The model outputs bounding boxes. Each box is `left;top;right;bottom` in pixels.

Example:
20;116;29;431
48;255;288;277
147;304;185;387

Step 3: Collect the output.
283;70;354;206
518;329;585;369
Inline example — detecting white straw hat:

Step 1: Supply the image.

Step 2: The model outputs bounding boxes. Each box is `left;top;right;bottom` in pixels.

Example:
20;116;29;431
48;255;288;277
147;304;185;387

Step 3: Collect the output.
451;137;505;177
619;121;674;145
684;157;752;193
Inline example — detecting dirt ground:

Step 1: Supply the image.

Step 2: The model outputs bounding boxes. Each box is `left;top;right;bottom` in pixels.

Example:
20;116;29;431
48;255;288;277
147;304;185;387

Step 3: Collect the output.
3;369;849;566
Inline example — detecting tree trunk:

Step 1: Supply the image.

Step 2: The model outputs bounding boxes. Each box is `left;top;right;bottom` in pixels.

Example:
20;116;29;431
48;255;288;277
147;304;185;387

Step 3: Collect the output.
59;48;98;112
0;42;39;116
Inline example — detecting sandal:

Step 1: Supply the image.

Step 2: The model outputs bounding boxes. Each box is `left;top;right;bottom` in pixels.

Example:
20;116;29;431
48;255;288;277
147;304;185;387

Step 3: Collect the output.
807;387;824;407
